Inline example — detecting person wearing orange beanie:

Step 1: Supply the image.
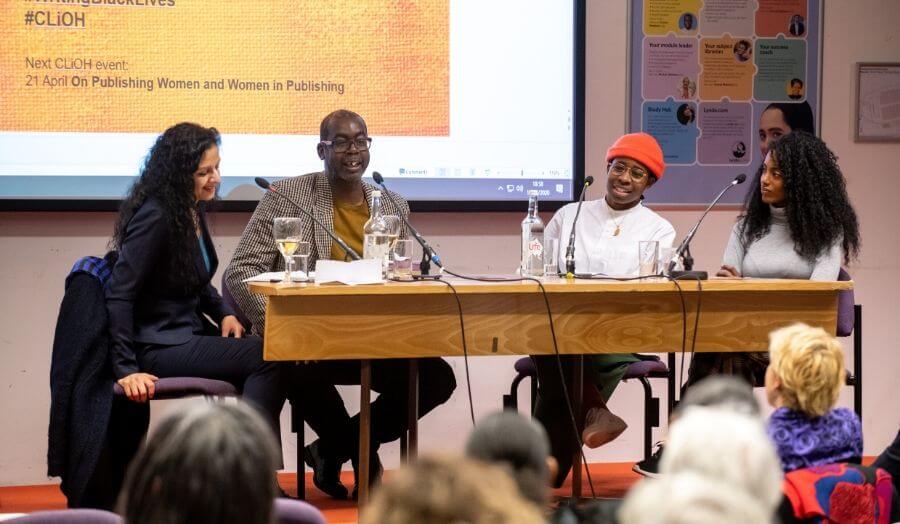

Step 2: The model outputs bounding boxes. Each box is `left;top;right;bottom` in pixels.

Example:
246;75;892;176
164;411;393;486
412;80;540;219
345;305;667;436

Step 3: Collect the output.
532;132;676;487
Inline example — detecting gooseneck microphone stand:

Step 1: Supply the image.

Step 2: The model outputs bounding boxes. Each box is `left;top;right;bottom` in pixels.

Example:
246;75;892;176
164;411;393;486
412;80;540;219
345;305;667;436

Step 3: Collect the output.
372;172;443;277
667;173;746;279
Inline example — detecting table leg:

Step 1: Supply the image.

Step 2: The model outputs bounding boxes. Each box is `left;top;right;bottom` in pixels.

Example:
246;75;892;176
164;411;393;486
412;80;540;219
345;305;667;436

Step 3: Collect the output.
359;359;372;506
571;355;583;500
407;359;419;461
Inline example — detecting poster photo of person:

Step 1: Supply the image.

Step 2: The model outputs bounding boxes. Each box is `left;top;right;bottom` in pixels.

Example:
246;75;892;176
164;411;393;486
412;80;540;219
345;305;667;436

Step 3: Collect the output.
733;40;752;62
788;78;805;100
679;12;697;33
677;103;696;125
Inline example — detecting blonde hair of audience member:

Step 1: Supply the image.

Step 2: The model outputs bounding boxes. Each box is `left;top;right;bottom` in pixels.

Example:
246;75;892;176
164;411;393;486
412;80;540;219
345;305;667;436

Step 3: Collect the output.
464;411;557;508
660;407;783;515
766;323;845;417
117;402;280;524
360;454;545;524
619;471;772;524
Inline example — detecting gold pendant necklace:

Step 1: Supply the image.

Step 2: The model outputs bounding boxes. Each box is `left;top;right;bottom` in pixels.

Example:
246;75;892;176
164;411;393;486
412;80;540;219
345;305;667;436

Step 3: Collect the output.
611;215;623;236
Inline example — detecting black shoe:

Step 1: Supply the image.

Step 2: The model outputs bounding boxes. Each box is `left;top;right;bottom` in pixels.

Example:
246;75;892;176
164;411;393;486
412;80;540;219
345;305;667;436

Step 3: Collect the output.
351;451;384;500
632;442;664;478
303;441;349;500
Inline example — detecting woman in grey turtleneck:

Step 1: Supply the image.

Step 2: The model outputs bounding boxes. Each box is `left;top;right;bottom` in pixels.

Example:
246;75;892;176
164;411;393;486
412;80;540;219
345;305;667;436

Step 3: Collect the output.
691;131;861;388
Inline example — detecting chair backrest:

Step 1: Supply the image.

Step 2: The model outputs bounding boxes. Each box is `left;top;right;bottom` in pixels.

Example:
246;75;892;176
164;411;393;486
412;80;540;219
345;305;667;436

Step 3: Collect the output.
221;274;252;331
782;463;895;523
836;268;855;337
274;498;326;524
8;509;122;523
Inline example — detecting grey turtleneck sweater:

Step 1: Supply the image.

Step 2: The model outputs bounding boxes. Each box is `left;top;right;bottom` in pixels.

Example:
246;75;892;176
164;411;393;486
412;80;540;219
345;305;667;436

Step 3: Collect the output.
723;206;842;281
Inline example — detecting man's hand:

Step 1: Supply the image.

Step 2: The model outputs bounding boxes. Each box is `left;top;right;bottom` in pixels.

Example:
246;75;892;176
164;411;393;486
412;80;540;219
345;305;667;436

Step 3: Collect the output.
117;373;158;403
716;264;742;278
221;315;245;338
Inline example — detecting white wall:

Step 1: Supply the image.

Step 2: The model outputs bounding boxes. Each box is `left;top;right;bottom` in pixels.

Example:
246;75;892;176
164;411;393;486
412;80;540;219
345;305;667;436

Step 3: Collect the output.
1;0;898;486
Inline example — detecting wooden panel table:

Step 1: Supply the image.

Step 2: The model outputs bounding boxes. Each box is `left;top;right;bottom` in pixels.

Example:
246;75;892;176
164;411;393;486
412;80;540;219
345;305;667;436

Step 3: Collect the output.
250;276;851;503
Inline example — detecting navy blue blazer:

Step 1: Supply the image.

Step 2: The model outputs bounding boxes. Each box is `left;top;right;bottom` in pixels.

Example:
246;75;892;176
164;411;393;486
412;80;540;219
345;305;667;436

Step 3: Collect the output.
105;198;234;379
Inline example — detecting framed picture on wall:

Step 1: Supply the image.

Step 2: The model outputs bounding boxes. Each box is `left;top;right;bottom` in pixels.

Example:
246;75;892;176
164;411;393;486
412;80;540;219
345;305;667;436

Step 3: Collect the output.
856;63;900;142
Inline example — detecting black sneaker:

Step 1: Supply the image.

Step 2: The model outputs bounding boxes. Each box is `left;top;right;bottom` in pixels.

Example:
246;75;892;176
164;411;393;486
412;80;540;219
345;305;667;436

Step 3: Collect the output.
632;442;664;478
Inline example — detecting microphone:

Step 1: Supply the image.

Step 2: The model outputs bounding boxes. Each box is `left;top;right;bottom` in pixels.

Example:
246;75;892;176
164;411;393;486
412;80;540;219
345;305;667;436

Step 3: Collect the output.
564;175;595;277
371;172;443;275
667;173;746;279
254;177;361;261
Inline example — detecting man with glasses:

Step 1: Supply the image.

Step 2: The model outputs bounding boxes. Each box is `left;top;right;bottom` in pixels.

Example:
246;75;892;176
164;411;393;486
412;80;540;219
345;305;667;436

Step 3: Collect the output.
225;109;456;500
532;132;676;487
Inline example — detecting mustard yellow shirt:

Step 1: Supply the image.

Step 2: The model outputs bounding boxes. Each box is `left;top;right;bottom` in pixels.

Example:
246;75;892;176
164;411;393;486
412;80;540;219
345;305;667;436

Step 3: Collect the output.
331;199;368;261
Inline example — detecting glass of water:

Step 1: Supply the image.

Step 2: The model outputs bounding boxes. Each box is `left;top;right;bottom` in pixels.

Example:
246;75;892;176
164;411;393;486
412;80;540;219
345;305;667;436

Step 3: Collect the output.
543;238;559;277
390;239;414;280
638;240;659;277
273;217;303;283
289;242;311;282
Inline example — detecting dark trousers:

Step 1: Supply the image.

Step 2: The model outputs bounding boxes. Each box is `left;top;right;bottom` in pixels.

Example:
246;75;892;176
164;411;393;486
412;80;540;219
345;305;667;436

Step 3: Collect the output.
138;335;286;451
290;357;456;461
531;354;585;487
685;352;769;390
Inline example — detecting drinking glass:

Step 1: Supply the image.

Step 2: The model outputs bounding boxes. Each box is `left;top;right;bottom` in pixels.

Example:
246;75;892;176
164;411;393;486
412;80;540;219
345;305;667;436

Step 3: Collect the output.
638;240;659;277
390;239;414;280
289;242;311;282
658;246;680;276
543;238;559;276
273;217;303;283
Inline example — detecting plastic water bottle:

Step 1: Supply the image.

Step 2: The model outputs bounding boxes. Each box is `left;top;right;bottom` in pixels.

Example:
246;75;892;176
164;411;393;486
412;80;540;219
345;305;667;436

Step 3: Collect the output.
363;191;394;274
521;190;545;276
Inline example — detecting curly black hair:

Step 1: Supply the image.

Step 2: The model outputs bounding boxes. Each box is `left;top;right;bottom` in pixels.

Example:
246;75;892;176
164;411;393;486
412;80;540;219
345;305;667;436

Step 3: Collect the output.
111;123;221;290
740;131;860;265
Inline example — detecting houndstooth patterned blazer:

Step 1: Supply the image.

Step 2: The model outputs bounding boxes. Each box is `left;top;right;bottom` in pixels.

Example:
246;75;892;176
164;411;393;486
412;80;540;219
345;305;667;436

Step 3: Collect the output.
224;171;409;335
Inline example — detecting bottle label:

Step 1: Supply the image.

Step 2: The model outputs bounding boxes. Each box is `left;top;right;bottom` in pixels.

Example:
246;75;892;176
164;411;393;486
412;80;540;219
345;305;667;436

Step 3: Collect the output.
528;238;543;257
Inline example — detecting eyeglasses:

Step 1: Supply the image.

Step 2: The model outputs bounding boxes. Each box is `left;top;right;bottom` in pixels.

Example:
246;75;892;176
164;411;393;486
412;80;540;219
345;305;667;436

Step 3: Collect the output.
609;161;650;182
321;136;372;153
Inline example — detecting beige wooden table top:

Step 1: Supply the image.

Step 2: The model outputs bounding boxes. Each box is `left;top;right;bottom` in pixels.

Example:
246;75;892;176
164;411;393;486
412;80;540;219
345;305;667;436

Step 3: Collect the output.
249;276;852;297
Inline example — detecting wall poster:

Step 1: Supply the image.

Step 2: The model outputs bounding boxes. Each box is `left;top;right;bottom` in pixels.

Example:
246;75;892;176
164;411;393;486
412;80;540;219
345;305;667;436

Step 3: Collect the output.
628;0;821;205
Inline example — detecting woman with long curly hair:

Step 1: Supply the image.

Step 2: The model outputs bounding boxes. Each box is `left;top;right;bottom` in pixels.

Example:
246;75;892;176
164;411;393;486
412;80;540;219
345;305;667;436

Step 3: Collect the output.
689;131;860;387
106;123;285;447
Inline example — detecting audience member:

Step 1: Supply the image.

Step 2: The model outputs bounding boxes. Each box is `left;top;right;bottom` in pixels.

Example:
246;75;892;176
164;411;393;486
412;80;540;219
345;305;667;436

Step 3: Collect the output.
678;375;760;416
634;376;761;476
465;411;556;508
661;407;783;514
619;472;771;523
874;430;900;497
117;402;280;524
765;323;862;472
360;455;545;524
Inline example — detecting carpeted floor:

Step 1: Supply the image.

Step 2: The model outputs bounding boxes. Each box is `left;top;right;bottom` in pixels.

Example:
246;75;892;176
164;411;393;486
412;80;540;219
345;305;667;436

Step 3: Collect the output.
0;462;643;523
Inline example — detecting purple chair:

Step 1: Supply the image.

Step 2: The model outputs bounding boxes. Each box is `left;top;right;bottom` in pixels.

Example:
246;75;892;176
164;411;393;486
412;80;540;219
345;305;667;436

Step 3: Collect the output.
274;498;327;524
837;268;862;420
7;509;122;523
503;354;674;461
113;377;238;401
